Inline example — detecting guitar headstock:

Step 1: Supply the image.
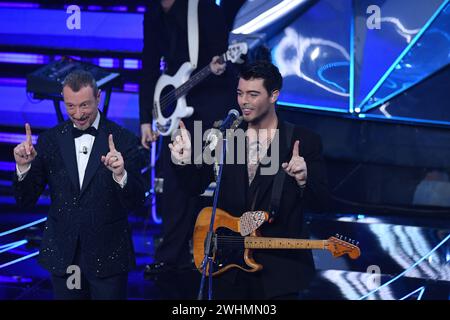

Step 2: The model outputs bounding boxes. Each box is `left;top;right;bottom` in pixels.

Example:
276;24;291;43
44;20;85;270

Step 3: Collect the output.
225;42;248;64
326;235;361;259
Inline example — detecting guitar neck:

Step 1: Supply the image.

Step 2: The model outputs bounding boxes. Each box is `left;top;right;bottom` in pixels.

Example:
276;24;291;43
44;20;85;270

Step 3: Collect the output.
245;237;327;250
174;53;226;99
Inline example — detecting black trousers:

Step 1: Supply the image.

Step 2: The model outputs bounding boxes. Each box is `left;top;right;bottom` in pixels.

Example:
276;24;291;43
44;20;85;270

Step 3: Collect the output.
51;272;128;300
50;242;128;300
212;271;299;300
154;136;200;266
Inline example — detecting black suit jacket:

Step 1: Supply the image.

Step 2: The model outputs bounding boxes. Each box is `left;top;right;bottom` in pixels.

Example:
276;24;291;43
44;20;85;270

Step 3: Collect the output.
179;119;329;298
13;115;147;278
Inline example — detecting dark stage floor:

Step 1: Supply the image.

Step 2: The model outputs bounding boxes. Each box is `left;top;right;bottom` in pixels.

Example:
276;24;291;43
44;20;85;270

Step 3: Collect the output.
0;210;448;300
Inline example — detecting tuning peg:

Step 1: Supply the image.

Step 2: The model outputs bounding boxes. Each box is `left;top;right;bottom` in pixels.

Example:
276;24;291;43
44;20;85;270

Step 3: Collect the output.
356;241;359;246
335;233;340;238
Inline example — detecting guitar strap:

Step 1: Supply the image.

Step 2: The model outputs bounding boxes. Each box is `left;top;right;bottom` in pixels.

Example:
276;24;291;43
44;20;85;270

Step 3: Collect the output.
268;121;295;223
187;0;199;69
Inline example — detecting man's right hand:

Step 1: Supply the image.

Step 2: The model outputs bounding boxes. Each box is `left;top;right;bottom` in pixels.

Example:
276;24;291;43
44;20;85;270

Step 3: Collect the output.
13;123;37;171
168;120;191;165
140;123;159;149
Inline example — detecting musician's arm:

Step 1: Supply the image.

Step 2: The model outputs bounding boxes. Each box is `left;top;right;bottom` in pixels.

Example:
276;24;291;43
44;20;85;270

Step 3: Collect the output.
301;133;330;213
199;1;229;54
199;1;230;81
173;162;215;196
139;10;161;124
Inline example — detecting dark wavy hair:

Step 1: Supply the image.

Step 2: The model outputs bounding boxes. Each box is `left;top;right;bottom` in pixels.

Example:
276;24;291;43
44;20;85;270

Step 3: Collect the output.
238;60;283;95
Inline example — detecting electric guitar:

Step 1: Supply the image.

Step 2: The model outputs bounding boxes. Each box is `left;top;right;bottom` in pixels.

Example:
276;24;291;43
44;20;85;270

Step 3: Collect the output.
193;207;361;276
152;42;248;136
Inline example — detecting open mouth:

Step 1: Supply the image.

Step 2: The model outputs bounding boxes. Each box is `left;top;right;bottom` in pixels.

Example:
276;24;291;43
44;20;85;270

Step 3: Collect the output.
75;118;88;127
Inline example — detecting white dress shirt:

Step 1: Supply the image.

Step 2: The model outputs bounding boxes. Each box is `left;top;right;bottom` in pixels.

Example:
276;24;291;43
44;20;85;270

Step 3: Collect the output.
75;112;100;188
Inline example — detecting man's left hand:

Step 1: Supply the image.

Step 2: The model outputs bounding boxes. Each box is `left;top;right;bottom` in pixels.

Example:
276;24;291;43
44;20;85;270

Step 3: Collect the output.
282;140;307;187
101;134;125;180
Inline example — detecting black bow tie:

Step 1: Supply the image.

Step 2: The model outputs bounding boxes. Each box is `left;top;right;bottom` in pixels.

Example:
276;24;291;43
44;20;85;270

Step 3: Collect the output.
72;126;98;138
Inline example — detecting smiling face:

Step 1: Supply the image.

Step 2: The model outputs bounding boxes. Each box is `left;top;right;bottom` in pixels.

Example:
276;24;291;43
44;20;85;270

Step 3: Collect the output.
237;77;279;125
63;85;100;130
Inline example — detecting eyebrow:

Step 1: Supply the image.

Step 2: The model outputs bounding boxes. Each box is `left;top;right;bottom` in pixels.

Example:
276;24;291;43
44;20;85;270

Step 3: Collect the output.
237;89;261;94
66;99;91;106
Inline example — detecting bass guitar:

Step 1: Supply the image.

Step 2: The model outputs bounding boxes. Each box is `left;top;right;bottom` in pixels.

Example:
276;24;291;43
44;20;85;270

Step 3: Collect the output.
153;42;248;136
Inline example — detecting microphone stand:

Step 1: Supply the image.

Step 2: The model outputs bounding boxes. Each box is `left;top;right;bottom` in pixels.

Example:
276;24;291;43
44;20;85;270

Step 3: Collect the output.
197;131;227;300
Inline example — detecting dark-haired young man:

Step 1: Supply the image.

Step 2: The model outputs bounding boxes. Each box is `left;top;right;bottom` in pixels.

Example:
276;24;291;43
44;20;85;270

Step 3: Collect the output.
170;61;329;299
13;70;147;299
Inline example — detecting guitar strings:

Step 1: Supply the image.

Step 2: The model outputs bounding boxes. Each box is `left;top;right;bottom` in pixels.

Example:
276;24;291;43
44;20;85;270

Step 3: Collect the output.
217;236;245;246
158;65;211;111
158;74;200;109
155;51;237;115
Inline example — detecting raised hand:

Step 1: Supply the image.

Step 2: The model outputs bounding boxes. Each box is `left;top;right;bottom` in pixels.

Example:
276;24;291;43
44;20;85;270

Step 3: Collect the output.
13;123;37;171
168;120;191;165
101;134;125;180
281;140;307;186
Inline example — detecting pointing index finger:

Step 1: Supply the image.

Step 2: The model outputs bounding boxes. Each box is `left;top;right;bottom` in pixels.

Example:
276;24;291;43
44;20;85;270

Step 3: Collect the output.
292;140;300;157
109;134;116;151
24;123;33;155
179;120;189;142
25;123;32;145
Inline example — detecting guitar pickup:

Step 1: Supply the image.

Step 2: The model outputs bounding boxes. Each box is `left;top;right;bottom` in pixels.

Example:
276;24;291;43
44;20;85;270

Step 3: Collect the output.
203;231;217;257
156;120;171;135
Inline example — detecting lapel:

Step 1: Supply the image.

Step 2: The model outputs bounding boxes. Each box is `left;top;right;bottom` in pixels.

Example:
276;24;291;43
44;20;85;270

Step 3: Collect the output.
224;122;249;211
249;120;292;207
80;114;109;196
57;121;80;191
235;161;250;210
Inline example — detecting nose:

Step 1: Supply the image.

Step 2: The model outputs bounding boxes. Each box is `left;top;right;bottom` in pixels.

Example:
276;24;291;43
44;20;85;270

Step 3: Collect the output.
238;94;248;106
72;107;83;120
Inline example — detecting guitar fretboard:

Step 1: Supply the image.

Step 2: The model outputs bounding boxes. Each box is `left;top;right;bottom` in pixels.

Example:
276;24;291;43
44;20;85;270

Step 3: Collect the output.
245;237;327;250
160;54;226;111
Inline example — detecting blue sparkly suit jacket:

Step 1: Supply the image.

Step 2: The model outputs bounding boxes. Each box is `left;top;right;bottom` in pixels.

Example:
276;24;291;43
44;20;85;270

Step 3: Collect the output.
13;114;147;278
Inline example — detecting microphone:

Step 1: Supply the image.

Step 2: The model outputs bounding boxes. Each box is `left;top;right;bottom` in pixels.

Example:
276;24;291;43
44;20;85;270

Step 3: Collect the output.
205;109;243;151
193;110;243;167
214;109;240;132
79;146;88;154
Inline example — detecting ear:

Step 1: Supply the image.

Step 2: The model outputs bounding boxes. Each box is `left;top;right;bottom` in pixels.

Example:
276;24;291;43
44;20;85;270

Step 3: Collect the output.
96;89;102;103
270;90;280;104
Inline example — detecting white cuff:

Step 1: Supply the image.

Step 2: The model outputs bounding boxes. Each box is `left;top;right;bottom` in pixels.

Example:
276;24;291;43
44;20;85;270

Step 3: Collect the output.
113;170;128;189
16;164;31;182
